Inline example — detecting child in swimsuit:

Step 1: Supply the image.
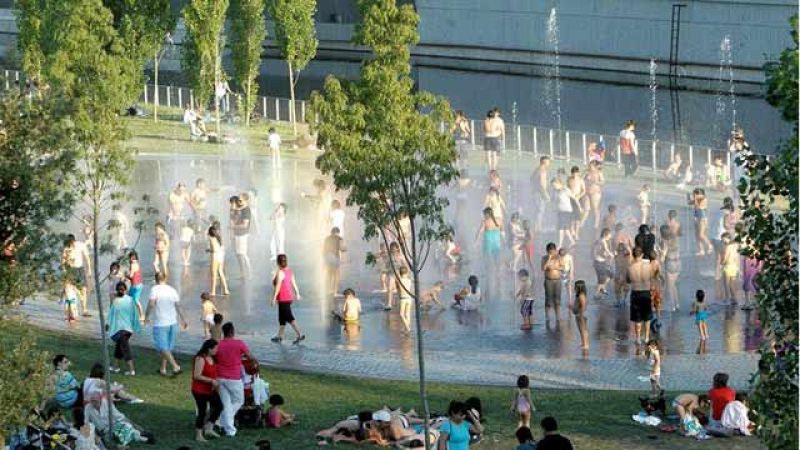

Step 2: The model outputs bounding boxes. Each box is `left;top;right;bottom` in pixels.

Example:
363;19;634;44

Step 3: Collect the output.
691;290;709;340
511;375;534;429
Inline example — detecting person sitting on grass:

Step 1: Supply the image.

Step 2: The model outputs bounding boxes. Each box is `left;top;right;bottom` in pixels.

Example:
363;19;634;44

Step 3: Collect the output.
82;363;142;405
45;355;80;414
84;390;152;448
73;408;102;450
536;416;573;450
438;401;483;450
267;394;296;428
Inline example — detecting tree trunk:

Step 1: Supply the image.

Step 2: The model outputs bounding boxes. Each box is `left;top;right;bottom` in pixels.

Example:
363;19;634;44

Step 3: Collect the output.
409;222;431;450
153;51;159;123
288;62;297;136
245;78;251;127
92;197;115;448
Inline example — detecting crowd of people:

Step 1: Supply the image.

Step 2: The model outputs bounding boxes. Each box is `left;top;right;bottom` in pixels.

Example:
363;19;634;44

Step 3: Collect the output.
42;112;762;449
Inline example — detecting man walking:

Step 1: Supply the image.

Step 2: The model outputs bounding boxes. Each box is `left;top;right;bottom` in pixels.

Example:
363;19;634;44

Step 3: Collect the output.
541;243;564;322
232;194;252;279
619;120;638;177
532;156;551;233
144;272;188;376
215;322;258;437
627;247;659;344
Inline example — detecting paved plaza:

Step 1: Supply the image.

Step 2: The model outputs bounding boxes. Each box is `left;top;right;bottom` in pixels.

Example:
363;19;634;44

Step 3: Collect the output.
28;149;760;390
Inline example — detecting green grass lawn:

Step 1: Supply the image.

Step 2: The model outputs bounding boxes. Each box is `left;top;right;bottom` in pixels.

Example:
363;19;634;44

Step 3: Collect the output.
16;324;762;450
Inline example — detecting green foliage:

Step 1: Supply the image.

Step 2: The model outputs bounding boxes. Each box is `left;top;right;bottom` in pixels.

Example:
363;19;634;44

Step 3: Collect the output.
267;0;317;130
739;15;799;450
0;94;78;306
229;0;266;126
14;0;47;80
0;319;50;443
310;2;456;447
182;0;229;110
104;0;176;103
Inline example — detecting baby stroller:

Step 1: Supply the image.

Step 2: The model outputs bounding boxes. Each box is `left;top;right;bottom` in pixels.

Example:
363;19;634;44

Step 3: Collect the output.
234;357;270;428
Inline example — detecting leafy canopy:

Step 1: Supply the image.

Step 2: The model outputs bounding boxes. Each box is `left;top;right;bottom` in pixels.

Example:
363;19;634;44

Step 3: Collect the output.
229;0;266;124
267;0;318;72
182;0;229;108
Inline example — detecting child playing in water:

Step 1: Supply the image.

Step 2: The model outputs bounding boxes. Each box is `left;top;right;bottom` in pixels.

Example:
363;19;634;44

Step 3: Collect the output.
421;281;445;309
210;313;223;341
558;248;574;309
638;184;651;225
691;290;709;340
376;243;391;292
267;394;295;428
646;339;662;395
332;288;362;323
455;275;482;311
200;292;217;339
516;270;534;330
614;243;631;307
397;266;413;333
63;278;80;322
602;204;617;234
180;219;195;266
510;375;533;429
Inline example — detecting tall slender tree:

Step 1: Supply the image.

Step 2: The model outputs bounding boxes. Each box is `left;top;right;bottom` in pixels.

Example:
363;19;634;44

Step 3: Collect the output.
738;15;798;450
14;0;47;82
229;0;266;126
267;0;317;135
310;2;456;449
37;0;137;441
104;0;176;119
183;0;229;137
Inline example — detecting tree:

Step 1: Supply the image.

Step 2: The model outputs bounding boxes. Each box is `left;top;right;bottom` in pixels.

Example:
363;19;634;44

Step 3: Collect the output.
37;0;137;441
738;15;798;450
267;0;317;135
0;320;50;444
229;0;266;126
182;0;229;137
14;0;47;82
310;2;457;449
104;0;176;121
0;94;78;306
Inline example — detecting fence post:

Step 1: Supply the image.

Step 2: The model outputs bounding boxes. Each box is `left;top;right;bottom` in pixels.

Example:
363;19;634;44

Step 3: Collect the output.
707;147;712;165
582;133;587;164
470;120;475;146
301;101;306;123
275;98;280;121
516;125;522;153
549;129;554;158
4;70;8;90
533;127;538;156
177;88;183;109
189;90;194;109
689;145;694;169
670;144;675;165
565;131;571;161
166;86;171;108
726;148;732;170
143;84;148;104
616;144;622;169
262;96;267;119
651;141;657;171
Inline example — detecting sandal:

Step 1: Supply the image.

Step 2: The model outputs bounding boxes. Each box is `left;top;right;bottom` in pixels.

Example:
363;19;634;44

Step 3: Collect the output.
292;335;306;345
271;336;283;343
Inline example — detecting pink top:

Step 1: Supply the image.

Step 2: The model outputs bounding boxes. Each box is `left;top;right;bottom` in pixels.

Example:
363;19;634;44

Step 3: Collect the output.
215;338;249;380
275;267;294;303
267;407;281;427
130;268;142;286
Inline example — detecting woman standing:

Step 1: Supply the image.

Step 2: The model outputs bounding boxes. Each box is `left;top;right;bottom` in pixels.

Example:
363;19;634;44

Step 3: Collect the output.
271;254;305;344
208;226;230;296
583;161;605;230
573;280;589;351
192;339;223;442
688;188;713;255
438;401;483;450
452;110;472;169
153;222;170;277
108;282;143;376
270;203;287;261
659;225;681;311
484;187;506;226
126;251;144;308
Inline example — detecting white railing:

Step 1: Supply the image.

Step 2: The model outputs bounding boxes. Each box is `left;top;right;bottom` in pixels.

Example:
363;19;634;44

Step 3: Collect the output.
4;68;752;171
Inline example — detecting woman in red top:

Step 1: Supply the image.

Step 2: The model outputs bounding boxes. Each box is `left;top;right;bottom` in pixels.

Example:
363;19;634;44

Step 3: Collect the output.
271;254;305;344
192;339;223;441
126;251;144;307
708;372;736;422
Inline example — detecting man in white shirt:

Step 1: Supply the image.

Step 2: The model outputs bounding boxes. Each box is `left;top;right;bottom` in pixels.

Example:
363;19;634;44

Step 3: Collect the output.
144;272;188;376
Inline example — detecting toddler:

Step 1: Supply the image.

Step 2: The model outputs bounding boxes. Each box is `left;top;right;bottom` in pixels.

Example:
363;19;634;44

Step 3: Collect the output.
646;339;662;395
691;290;709;340
511;375;533;429
638;184;651;225
267;394;295;428
341;288;362;323
516;270;534;330
107;262;125;303
63;279;80;322
421;281;445;309
200;292;217;339
210;313;224;341
180;219;195;266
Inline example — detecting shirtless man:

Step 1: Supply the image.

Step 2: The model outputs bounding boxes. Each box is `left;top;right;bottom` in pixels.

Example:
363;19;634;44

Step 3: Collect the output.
168;182;193;236
612;223;634;254
190;178;211;227
483;108;505;171
541;242;564;322
592;228;614;298
567;166;586;239
627;246;659;344
531;156;551;232
323;227;346;296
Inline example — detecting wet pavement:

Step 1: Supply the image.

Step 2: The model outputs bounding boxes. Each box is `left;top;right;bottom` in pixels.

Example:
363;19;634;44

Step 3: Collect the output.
28;149;761;390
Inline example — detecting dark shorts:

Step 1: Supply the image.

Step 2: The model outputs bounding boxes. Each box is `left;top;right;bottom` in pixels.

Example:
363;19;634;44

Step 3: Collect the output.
66;266;86;286
558;212;572;230
484;136;502;152
112;330;133;361
520;299;534;317
278;302;295;325
544;278;561;308
593;261;613;284
630;290;653;323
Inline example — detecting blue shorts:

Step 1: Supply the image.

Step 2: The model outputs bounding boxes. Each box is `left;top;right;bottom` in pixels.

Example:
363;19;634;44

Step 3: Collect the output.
128;284;143;306
153;324;178;352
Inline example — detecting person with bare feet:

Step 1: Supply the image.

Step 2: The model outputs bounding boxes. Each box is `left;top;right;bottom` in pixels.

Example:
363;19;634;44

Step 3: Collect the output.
627;246;659;344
